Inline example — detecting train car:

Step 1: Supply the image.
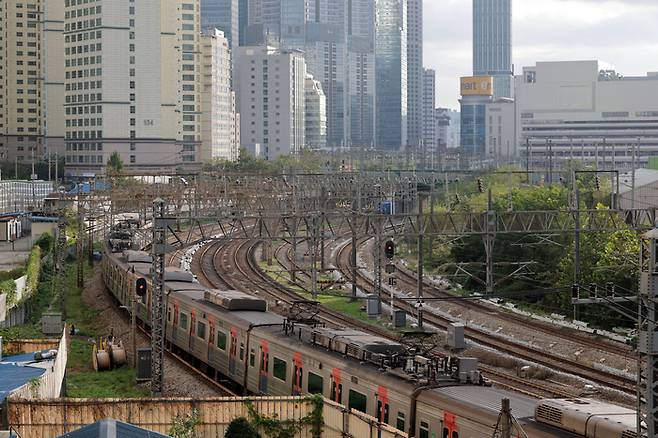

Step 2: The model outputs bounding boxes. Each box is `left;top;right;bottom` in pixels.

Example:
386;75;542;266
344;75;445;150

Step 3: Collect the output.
102;241;636;438
535;399;638;438
416;386;581;438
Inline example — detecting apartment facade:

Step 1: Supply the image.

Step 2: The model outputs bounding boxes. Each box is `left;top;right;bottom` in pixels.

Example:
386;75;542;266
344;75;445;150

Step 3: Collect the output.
235;46;306;160
200;29;239;162
0;0;65;165
63;0;202;176
375;0;407;151
473;0;512;99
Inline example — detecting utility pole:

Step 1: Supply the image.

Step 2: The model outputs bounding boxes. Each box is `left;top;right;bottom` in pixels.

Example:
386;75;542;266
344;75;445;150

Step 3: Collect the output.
484;189;495;294
373;221;382;314
310;215;319;299
55;217;67;321
151;198;173;396
417;191;424;328
76;194;84;289
638;229;658;437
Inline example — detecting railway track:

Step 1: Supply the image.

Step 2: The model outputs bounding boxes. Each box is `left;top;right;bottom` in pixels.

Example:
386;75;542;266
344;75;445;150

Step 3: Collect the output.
333;239;637;396
190;236;574;399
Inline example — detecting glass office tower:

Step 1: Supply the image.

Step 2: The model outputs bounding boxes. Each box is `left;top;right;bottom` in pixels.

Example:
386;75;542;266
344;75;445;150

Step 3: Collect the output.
473;0;512;99
201;0;239;49
375;0;407;150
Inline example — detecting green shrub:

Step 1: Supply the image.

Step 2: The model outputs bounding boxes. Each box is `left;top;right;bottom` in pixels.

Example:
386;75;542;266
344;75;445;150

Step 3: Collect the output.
225;418;260;438
24;245;42;298
35;232;53;252
0;279;17;306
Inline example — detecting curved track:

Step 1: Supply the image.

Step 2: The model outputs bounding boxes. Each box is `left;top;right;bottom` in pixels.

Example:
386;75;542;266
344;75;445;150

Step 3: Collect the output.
333;239;636;396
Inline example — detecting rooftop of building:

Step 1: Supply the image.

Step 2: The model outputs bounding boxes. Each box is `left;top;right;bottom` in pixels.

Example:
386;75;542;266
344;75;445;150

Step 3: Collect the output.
520;60;658;82
0;350;56;403
618;168;658;194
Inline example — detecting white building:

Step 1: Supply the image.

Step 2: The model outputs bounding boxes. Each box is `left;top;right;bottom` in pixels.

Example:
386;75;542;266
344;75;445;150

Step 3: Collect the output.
63;0;202;176
486;99;515;162
304;74;327;150
0;0;65;165
0;180;53;213
436;108;461;150
516;60;658;169
201;29;239;162
235;46;306;160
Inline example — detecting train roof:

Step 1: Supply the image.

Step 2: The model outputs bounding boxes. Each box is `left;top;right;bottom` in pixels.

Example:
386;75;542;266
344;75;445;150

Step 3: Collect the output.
426;385;538;419
123;250;152;263
204;289;268;312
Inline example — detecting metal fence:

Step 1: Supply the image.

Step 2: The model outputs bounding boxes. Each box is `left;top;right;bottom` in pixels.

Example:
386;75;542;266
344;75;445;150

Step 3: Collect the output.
7;396;407;438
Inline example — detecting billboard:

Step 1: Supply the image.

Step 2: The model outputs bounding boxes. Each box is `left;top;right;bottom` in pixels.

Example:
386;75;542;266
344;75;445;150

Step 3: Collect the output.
460;76;494;96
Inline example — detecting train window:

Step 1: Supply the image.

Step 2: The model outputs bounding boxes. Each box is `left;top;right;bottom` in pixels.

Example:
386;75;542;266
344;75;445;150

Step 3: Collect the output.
217;331;227;350
179;312;188;330
348;390;367;414
419;421;429;438
197;321;206;340
330;381;342;404
167;308;171;322
396;412;405;432
452;432;458;438
239;343;245;361
377;400;390;424
308;372;323;394
443;428;448;438
273;357;287;381
250;349;255;367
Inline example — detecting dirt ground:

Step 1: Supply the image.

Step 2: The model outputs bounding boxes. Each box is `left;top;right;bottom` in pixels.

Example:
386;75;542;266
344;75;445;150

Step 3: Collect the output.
82;267;225;397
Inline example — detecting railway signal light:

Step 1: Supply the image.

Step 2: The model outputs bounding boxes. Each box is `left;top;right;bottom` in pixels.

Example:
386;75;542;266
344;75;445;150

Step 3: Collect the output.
595;175;601;191
384;240;396;259
571;284;580;301
477;178;484;193
136;278;147;297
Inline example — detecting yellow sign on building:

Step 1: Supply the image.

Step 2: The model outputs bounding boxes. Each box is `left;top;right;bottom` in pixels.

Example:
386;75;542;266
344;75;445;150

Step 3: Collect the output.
460;76;494;96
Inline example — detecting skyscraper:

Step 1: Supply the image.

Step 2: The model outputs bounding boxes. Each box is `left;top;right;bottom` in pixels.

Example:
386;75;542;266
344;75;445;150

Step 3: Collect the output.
473;0;512;99
422;68;436;160
201;0;239;49
406;0;423;156
0;0;65;165
347;0;376;149
375;0;407;150
245;0;349;148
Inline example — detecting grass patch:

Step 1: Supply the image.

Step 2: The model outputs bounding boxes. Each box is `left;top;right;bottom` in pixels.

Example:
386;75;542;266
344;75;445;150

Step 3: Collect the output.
66;338;148;398
257;259;398;334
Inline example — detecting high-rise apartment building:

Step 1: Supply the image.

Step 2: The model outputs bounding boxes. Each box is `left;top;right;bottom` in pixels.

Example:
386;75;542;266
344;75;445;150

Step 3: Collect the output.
473;0;512;99
406;0;423;154
238;0;248;46
63;0;202;175
245;0;351;149
305;74;327;150
422;69;436;157
201;0;239;49
235;46;306;160
0;0;65;166
201;29;239;162
375;0;407;150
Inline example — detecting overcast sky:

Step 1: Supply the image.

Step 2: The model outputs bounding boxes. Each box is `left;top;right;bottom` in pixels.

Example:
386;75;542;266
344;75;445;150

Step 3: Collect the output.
424;0;658;110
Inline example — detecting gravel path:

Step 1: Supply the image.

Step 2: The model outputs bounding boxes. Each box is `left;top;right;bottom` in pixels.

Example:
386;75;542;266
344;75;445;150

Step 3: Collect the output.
83;266;225;397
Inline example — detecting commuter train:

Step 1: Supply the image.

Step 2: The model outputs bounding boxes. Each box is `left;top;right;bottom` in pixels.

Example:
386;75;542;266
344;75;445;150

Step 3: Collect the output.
102;240;638;438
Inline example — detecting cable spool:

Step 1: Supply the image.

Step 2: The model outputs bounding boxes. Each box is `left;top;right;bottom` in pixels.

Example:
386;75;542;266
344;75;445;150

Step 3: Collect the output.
109;341;127;367
96;350;111;371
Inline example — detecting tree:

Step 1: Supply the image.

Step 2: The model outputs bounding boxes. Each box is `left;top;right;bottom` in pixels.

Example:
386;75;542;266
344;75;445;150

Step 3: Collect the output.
225;417;260;438
106;151;124;174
